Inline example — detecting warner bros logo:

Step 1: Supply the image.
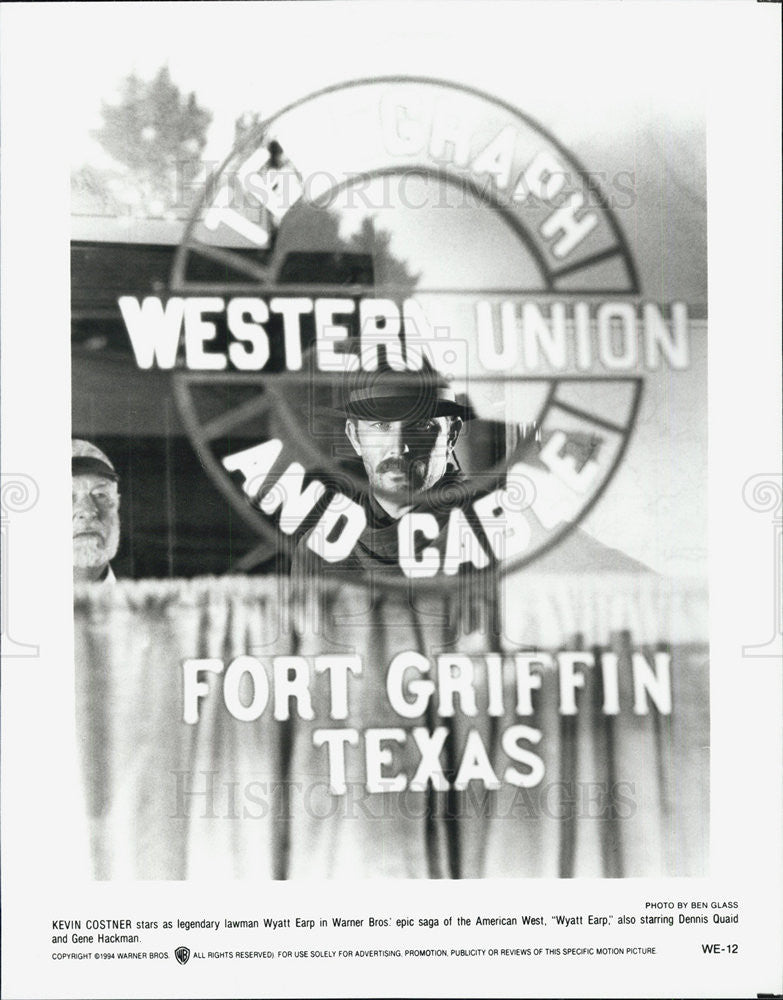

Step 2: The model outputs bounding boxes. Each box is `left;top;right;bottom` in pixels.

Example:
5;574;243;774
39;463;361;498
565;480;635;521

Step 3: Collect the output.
174;945;191;966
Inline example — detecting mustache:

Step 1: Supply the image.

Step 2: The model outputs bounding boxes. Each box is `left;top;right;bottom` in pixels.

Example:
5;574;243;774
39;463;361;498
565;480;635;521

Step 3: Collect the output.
74;530;106;542
377;457;410;475
376;457;427;481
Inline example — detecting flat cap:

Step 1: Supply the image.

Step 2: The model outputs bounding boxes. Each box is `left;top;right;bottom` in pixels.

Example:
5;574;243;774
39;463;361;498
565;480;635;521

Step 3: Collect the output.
72;439;119;481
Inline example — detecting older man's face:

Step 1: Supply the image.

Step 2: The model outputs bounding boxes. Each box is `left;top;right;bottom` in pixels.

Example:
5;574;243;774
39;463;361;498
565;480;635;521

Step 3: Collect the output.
72;473;120;575
346;415;461;505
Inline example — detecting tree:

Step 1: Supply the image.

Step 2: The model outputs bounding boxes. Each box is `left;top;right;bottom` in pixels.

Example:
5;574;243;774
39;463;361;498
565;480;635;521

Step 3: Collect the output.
75;66;212;218
233;111;265;149
272;202;419;290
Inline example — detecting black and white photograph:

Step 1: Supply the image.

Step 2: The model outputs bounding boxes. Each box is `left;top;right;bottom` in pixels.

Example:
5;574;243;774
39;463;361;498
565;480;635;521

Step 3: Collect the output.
71;70;709;882
1;3;781;998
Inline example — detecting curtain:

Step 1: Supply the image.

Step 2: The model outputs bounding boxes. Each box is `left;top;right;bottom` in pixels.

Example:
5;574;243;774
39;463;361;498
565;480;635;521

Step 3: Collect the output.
74;574;708;880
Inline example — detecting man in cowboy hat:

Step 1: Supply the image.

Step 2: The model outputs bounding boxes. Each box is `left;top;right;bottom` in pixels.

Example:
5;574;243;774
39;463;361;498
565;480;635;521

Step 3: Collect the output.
72;439;121;585
287;364;477;584
342;365;468;523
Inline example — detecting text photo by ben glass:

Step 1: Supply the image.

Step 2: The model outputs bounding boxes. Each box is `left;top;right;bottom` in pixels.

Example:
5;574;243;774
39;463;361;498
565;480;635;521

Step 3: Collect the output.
2;3;782;1000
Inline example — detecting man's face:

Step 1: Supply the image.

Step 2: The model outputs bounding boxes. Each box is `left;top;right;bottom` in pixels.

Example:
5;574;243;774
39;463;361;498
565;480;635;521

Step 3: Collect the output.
346;415;461;505
72;473;120;574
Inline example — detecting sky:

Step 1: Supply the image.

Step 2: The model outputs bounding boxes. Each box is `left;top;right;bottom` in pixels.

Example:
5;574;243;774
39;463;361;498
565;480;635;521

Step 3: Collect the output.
68;2;707;305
